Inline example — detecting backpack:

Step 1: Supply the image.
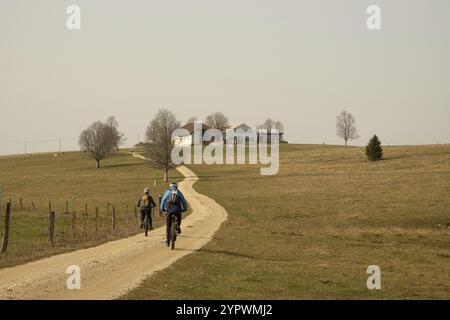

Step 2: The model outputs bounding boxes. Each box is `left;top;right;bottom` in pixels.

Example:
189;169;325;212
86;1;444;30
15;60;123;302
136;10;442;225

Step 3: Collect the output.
165;189;181;213
168;189;180;205
141;195;152;209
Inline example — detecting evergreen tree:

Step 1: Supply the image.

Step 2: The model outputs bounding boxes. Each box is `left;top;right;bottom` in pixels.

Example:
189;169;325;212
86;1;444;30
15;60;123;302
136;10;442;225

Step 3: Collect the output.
365;135;383;161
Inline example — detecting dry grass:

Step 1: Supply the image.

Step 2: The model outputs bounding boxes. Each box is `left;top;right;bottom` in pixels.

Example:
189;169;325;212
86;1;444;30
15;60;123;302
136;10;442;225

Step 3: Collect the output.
0;150;182;268
123;144;450;299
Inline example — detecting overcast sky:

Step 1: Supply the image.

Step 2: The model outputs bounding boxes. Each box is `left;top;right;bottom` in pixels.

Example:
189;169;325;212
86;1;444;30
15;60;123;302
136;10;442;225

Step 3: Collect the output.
1;0;449;155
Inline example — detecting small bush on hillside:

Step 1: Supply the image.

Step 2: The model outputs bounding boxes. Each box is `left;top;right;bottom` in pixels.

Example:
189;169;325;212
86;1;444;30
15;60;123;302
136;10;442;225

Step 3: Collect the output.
366;135;383;161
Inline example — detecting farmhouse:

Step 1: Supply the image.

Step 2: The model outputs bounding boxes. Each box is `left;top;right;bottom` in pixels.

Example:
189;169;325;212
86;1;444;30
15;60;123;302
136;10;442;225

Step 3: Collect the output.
173;122;212;146
171;121;280;175
171;121;287;146
226;123;286;144
227;123;252;132
225;123;254;144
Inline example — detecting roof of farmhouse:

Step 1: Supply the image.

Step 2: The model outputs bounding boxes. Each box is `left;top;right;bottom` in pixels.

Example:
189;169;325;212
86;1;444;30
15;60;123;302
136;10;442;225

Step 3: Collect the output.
180;122;212;134
227;123;252;130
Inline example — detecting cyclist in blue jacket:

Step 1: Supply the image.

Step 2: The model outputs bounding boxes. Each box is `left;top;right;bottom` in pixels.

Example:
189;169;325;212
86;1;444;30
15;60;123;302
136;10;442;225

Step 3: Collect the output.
160;182;187;246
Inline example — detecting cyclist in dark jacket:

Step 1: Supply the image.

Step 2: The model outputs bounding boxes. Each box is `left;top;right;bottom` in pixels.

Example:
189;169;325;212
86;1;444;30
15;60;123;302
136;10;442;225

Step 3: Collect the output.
137;187;156;230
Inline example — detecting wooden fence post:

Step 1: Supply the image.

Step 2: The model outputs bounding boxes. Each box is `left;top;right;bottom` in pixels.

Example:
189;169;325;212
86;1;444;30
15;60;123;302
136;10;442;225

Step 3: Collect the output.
32;202;35;211
20;198;23;210
0;185;3;214
112;206;116;231
85;203;88;215
72;211;77;235
49;211;55;246
95;207;99;232
65;201;69;214
1;202;11;253
107;202;110;216
83;213;87;237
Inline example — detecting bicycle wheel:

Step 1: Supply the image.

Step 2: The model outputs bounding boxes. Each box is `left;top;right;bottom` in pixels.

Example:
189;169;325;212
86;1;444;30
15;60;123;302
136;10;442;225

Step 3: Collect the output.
144;214;149;237
170;216;177;250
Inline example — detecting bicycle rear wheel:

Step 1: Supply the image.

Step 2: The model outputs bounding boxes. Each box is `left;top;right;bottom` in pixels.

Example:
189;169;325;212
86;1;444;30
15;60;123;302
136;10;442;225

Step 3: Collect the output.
170;216;177;250
144;215;149;237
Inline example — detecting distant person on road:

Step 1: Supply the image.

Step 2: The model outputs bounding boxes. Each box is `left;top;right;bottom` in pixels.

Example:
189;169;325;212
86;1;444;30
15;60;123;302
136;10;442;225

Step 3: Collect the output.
160;182;187;246
137;187;156;230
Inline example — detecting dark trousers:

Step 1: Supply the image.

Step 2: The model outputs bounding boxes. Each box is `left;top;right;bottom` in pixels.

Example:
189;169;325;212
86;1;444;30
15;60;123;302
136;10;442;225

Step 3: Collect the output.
166;211;182;241
140;209;152;227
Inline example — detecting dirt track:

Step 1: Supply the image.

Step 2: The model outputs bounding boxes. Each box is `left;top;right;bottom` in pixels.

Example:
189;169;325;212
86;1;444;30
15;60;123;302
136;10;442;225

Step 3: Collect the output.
0;165;228;299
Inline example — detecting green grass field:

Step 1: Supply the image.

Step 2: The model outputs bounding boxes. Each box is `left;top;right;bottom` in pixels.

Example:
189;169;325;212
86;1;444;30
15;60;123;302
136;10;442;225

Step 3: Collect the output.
123;144;450;299
0;150;181;268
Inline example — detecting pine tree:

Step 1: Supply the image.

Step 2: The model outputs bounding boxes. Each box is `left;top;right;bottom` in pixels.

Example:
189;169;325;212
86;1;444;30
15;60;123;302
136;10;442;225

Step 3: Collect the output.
365;135;383;161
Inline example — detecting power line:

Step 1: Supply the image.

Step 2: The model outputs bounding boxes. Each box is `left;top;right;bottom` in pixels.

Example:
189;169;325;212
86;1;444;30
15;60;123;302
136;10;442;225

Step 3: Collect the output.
0;136;79;144
0;136;80;154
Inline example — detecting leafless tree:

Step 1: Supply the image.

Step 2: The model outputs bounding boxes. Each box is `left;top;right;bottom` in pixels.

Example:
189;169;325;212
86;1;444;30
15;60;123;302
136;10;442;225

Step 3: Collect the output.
257;118;284;133
144;109;180;182
79;116;125;168
205;112;230;132
336;110;359;146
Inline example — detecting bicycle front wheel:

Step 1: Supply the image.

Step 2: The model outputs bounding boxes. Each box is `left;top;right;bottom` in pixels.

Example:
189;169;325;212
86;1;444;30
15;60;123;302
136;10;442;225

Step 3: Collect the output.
170;218;177;250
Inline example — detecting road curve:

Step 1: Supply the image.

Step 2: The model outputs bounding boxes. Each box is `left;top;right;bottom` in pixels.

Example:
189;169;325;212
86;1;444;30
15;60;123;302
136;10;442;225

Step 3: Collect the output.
0;165;228;299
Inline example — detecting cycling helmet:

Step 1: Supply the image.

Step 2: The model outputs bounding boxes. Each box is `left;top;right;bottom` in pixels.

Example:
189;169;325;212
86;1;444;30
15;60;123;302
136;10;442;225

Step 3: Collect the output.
169;182;178;190
144;187;150;194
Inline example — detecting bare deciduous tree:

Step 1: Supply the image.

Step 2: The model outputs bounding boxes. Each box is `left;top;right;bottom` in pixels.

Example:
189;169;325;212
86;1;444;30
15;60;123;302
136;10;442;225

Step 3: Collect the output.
205;112;230;132
144;109;180;182
257;118;284;133
79;116;125;168
336;110;359;146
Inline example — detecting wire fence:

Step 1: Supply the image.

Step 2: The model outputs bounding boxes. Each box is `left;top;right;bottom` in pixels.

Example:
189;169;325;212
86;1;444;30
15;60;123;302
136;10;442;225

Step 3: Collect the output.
0;197;164;255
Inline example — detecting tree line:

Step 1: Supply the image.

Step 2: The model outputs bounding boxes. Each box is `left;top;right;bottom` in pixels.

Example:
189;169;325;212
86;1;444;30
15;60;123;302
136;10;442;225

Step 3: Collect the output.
78;110;286;179
78;109;383;179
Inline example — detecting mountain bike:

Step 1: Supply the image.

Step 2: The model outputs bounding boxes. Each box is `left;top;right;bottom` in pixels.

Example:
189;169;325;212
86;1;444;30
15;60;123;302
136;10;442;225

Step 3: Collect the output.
143;208;153;237
168;213;178;250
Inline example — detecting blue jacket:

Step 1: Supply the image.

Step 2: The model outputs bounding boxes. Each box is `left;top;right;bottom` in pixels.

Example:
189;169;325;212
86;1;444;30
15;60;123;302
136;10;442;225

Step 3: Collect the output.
160;189;187;213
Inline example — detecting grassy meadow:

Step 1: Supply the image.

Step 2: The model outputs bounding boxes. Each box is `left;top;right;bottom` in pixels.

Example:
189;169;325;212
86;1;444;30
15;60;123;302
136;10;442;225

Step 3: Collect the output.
0;150;181;268
123;144;450;299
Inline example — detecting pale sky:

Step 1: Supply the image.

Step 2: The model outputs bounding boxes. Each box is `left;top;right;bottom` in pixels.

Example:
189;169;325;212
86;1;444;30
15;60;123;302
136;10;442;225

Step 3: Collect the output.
1;0;449;155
